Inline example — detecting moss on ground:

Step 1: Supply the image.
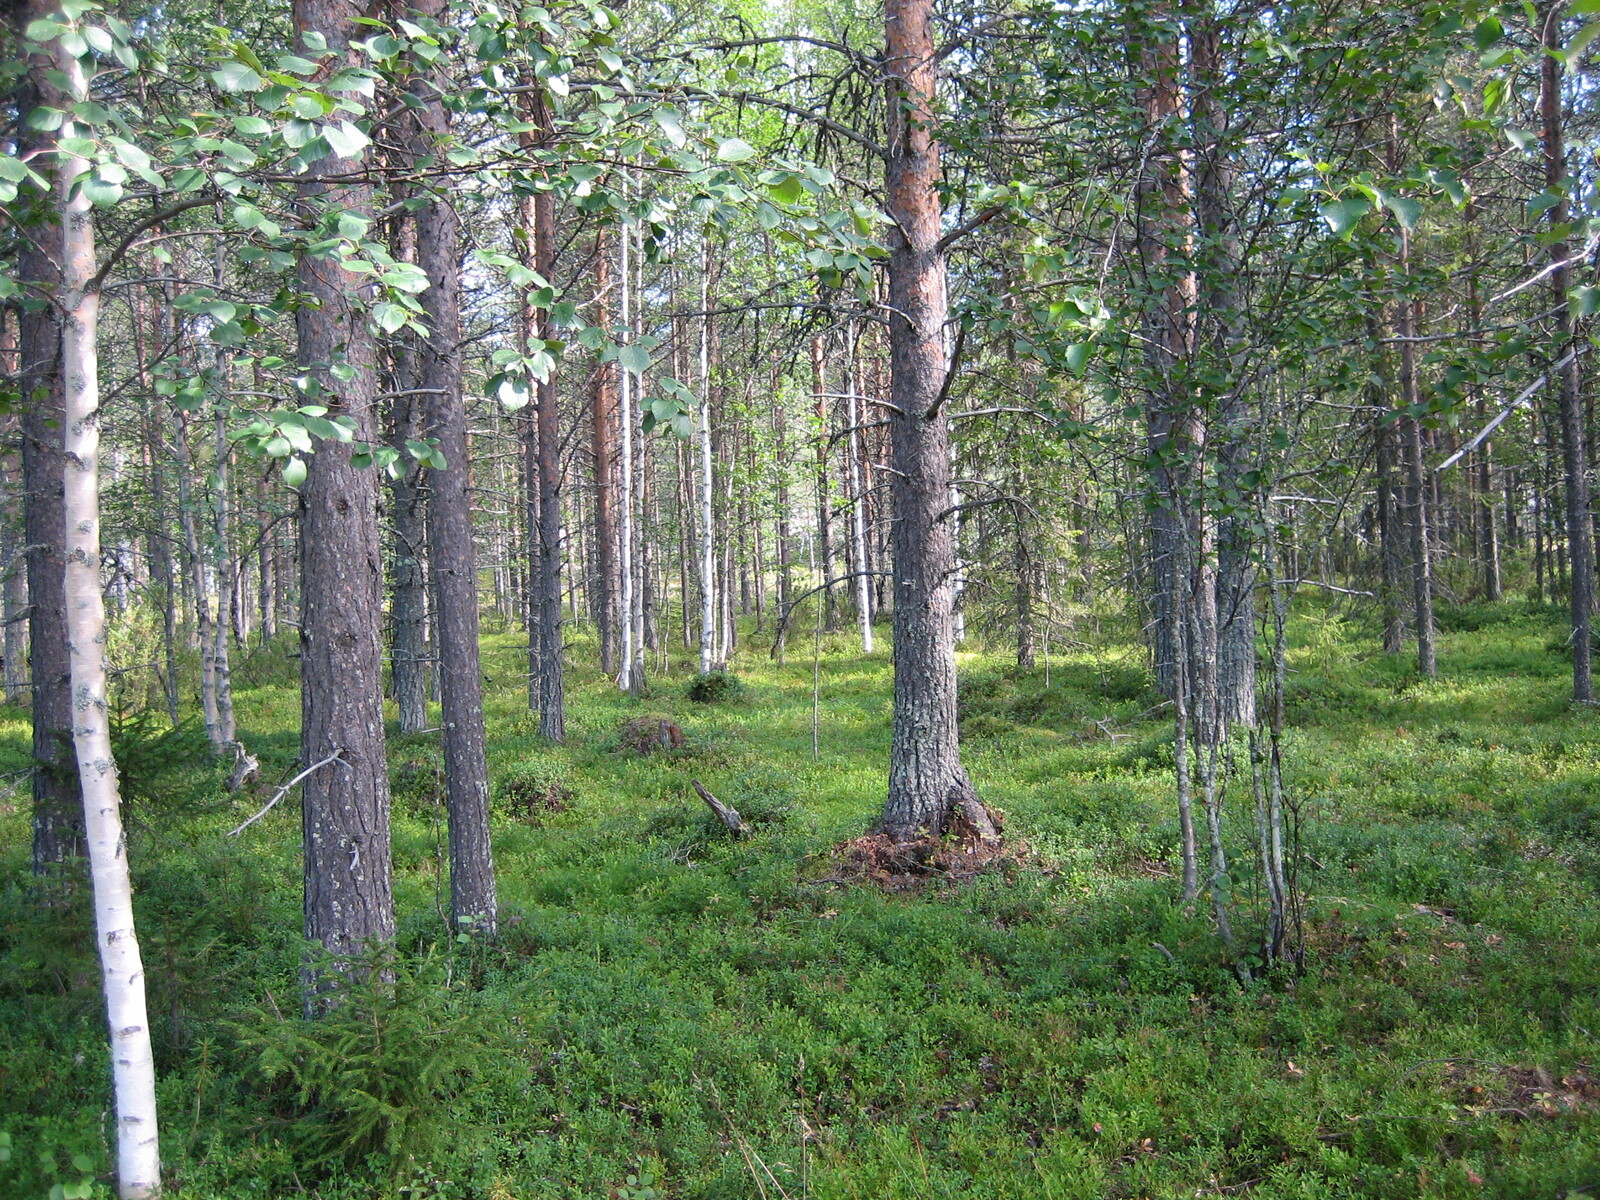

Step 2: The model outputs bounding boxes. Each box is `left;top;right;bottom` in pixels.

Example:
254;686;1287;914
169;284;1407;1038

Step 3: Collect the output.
1;599;1597;1198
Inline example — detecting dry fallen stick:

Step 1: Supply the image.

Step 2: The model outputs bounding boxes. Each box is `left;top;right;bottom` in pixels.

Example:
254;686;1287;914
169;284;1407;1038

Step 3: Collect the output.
692;779;747;837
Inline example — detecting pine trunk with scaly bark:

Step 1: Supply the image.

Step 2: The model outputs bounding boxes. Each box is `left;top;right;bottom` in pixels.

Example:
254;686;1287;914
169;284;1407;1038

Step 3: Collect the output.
876;0;996;844
1542;0;1594;702
527;86;566;742
14;0;81;874
294;0;395;974
405;0;497;933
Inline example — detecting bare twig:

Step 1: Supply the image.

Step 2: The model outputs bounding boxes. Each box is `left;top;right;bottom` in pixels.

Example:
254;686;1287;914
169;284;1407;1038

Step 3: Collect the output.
226;749;343;837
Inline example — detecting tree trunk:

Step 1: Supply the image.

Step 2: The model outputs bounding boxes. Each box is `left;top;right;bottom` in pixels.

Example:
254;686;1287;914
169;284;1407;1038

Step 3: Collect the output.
698;237;719;674
773;392;792;663
173;408;218;734
876;0;994;844
383;201;428;733
617;209;644;693
845;320;874;653
56;50;162;1196
294;0;395;975
386;375;430;734
408;0;497;935
1397;223;1437;678
810;333;838;632
528;87;566;742
1190;14;1255;730
209;233;237;748
1;309;30;707
591;228;621;676
1133;4;1188;702
211;405;237;747
257;472;277;644
1542;0;1594;701
14;0;81;872
1014;461;1036;668
1368;318;1407;653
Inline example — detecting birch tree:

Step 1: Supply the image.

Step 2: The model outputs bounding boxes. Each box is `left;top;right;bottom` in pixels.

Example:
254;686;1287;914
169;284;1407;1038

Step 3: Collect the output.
16;3;163;1191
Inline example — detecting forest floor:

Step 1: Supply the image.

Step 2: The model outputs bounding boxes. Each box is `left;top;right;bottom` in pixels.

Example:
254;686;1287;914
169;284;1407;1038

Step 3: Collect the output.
2;597;1599;1198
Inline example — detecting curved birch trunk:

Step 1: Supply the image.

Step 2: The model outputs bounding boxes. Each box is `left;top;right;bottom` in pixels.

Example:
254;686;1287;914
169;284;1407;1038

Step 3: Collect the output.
57;44;161;1196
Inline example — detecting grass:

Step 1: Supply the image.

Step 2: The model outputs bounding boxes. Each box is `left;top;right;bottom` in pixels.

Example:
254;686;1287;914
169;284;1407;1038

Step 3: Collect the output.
1;596;1598;1198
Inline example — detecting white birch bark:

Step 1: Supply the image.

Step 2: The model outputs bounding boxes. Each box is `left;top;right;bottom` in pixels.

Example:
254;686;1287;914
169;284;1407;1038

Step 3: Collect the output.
629;216;646;685
698;238;717;674
57;46;161;1198
616;196;639;692
209;230;235;747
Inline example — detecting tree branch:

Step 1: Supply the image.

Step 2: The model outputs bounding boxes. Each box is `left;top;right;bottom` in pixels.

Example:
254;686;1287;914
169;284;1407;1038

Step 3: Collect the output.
226;749;344;837
87;195;219;293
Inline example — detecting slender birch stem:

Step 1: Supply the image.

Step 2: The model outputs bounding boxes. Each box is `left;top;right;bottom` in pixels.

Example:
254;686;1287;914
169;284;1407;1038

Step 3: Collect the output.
698;236;717;674
58;45;161;1197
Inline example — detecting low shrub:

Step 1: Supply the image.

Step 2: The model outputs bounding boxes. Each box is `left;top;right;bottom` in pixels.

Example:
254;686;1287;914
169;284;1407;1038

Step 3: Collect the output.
226;949;526;1183
686;670;744;703
496;760;574;821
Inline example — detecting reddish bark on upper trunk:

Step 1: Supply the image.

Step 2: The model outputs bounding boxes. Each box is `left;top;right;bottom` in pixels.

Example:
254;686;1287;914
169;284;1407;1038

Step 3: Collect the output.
876;0;994;844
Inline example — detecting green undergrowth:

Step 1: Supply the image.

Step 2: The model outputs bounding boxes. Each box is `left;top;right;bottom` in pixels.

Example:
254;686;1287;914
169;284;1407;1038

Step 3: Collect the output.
1;599;1598;1198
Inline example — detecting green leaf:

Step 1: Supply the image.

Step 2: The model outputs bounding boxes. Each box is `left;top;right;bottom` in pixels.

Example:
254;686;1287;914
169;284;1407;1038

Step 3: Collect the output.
1429;168;1466;207
767;173;805;205
336;211;371;240
213;60;264;93
232;115;271;137
653;107;687;148
1571;285;1600;316
1529;189;1563;217
373;302;409;334
496;376;530;410
281;456;307;487
617;343;650;374
716;137;756;163
1382;194;1422;230
81;172;124;207
219;140;257;166
1483;77;1509;116
1065;343;1091;377
1473;15;1503;50
1318;196;1371;238
323;120;369;159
